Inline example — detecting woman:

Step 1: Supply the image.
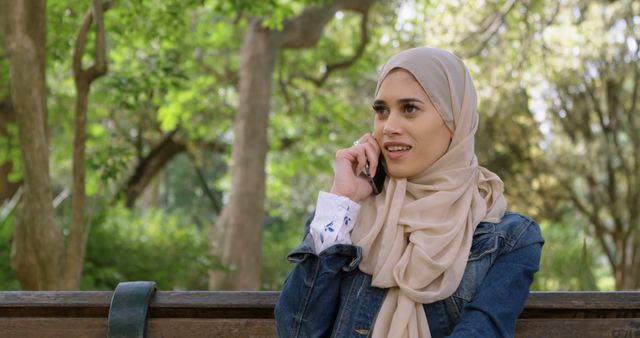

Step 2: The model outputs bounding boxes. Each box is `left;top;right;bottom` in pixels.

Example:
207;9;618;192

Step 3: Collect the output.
275;47;544;338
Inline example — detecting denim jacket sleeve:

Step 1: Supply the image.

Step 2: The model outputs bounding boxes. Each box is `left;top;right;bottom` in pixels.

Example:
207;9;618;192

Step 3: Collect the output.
447;213;544;338
275;215;362;338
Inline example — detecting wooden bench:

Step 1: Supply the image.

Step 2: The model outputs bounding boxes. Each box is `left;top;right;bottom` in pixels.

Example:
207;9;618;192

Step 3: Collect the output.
0;286;639;337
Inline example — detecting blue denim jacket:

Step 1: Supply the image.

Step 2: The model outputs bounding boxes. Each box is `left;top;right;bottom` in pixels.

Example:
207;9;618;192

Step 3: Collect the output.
275;211;544;338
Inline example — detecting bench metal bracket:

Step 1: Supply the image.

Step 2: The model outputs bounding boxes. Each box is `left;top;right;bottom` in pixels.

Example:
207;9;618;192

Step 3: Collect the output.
107;281;157;338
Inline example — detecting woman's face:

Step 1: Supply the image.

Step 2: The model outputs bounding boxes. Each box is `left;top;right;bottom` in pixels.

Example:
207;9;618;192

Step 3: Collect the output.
373;69;452;179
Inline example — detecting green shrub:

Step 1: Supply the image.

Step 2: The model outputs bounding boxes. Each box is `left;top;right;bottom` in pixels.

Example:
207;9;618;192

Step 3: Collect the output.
83;205;212;290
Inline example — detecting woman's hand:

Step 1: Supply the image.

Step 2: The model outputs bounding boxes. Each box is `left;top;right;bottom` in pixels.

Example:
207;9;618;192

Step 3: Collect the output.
330;133;381;203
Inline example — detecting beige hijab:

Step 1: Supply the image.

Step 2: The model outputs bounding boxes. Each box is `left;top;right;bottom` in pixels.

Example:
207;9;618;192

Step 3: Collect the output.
350;47;507;337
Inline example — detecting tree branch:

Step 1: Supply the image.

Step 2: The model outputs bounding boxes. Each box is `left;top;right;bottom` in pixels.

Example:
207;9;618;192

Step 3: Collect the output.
280;0;375;49
186;151;223;213
276;56;294;114
72;0;112;84
582;78;630;205
625;30;640;204
66;0;113;289
300;11;369;87
560;178;615;269
120;131;228;208
86;0;109;81
121;132;186;208
458;0;518;58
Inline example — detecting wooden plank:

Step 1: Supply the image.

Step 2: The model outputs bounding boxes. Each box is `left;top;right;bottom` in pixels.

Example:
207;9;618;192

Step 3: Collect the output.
2;291;639;311
520;308;640;319
525;292;640;309
147;318;277;338
149;292;279;319
4;317;639;338
0;291;280;318
1;291;640;328
0;318;277;338
0;318;107;338
516;318;640;338
0;291;280;308
521;292;640;319
152;291;280;308
0;291;112;307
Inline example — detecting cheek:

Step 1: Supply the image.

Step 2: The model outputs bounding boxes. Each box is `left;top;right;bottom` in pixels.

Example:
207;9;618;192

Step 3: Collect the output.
413;120;450;158
423;126;451;156
373;120;383;138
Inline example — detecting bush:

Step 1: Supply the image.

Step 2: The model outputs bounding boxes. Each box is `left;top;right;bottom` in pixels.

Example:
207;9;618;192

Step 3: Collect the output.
82;205;212;290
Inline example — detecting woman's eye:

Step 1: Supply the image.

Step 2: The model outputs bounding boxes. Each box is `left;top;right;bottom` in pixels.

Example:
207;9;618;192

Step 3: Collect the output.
372;105;389;116
404;104;417;113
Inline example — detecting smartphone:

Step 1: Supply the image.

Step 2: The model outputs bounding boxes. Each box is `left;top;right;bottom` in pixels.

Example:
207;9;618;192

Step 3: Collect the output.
360;155;386;195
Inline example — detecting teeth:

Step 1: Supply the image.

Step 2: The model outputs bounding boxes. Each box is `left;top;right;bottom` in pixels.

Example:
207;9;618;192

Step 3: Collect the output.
386;146;411;152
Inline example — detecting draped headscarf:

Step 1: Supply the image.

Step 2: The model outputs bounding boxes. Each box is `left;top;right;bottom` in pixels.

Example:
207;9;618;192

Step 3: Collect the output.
350;47;507;338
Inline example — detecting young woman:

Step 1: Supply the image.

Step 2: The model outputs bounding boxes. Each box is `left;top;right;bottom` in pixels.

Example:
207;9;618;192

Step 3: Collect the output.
275;47;544;338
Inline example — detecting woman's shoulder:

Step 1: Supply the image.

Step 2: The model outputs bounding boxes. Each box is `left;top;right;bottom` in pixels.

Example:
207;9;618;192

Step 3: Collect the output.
479;211;544;248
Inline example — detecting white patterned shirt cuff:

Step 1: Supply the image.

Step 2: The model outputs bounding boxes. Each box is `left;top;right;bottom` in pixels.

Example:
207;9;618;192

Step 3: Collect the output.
309;191;361;254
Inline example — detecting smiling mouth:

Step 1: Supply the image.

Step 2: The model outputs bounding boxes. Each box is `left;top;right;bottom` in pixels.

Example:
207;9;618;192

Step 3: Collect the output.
385;146;412;152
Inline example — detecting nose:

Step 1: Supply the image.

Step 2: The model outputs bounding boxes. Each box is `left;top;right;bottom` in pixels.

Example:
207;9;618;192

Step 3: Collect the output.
382;111;403;136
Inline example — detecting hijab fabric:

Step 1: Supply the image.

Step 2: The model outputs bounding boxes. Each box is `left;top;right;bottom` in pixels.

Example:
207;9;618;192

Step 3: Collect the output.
350;47;507;338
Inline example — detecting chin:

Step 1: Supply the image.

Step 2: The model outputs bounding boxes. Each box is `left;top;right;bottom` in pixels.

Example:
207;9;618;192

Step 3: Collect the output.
386;167;410;179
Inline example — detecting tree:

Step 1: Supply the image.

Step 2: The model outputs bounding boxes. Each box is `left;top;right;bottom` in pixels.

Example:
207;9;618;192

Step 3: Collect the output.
2;0;64;290
209;0;377;290
66;0;110;290
539;0;640;289
78;0;235;210
1;0;109;290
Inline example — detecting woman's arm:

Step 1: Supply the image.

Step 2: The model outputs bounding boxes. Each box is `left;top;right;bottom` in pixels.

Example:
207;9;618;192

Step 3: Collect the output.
276;133;378;337
275;232;361;338
275;193;363;338
448;220;544;337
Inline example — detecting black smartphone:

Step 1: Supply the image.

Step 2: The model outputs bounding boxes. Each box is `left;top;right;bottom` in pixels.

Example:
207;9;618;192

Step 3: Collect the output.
360;155;386;195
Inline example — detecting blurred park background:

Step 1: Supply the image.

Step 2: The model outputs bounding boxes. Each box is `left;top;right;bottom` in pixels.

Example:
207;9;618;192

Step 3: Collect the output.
0;0;638;291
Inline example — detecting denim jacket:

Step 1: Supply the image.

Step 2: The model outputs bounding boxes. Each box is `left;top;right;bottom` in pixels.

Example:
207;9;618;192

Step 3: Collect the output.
275;211;544;338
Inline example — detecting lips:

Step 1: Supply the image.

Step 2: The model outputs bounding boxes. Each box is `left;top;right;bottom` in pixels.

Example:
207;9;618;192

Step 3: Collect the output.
386;145;411;152
383;142;412;152
383;141;412;159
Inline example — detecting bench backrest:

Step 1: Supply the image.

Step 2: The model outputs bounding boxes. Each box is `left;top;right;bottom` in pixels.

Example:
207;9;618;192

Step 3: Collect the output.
1;291;639;337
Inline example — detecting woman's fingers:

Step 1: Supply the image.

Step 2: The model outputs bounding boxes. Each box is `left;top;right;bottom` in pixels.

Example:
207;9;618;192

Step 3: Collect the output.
355;133;380;178
354;143;368;176
332;132;381;201
362;141;379;178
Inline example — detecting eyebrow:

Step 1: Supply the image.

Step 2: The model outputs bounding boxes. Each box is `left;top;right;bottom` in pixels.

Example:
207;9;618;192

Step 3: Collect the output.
373;97;424;105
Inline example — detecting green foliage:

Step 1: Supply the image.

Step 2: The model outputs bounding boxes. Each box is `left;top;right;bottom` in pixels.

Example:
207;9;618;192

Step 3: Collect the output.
532;208;613;291
0;122;22;183
0;221;20;290
162;152;226;217
0;196;20;290
0;48;9;99
83;204;212;290
213;0;327;30
261;213;307;290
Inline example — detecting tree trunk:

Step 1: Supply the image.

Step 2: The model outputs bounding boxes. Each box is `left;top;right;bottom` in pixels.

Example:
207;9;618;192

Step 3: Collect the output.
619;231;640;290
208;20;280;290
2;0;65;290
64;0;109;290
209;0;376;290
